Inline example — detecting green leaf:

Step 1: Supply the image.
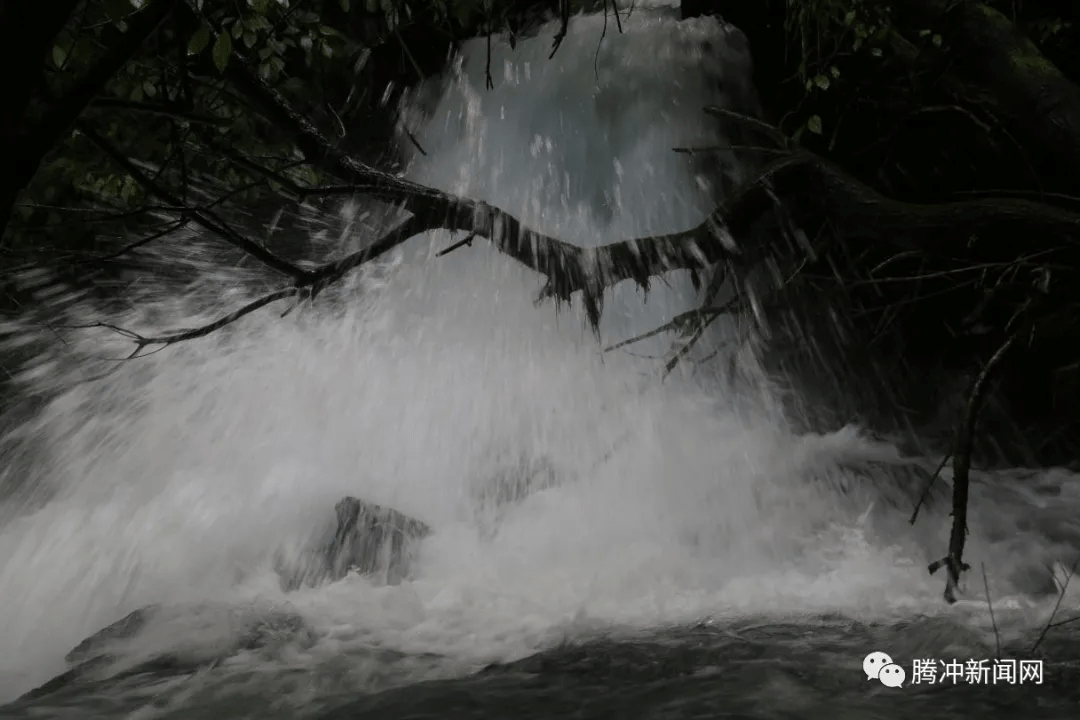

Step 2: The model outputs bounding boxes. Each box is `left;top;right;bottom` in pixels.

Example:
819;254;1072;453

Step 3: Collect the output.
52;44;67;69
188;25;211;55
72;36;95;64
843;10;856;26
212;32;233;72
454;0;475;27
103;0;134;23
813;74;830;90
232;20;245;40
807;115;823;135
932;34;943;47
244;31;257;48
830;66;840;79
870;47;883;57
340;0;350;10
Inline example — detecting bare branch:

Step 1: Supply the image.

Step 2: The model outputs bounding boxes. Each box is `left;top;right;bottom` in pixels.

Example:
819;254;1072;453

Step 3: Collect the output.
77;23;1080;357
75;119;309;281
603;306;732;353
928;330;1018;604
88;98;229;126
436;232;477;257
673;145;790;157
1031;560;1077;654
909;451;951;525
66;287;300;359
550;0;571;59
982;563;1001;659
703;106;791;149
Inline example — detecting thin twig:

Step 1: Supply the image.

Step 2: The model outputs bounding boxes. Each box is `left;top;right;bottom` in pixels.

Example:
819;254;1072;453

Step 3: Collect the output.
88;98;229;125
910;452;951;525
603;305;734;353
76;119;309;280
486;25;494;90
929;331;1018;604
63;287;299;359
673;145;790;156
594;0;609;85
703;106;791;148
436;231;477;257
402;126;427;156
1030;560;1077;654
982;563;1001;659
550;0;570;59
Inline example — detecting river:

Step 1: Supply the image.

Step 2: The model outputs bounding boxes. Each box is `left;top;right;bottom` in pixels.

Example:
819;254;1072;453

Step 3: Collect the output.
1;6;1078;719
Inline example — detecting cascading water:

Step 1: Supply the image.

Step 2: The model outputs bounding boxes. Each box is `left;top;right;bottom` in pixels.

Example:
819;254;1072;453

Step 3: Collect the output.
1;7;1079;719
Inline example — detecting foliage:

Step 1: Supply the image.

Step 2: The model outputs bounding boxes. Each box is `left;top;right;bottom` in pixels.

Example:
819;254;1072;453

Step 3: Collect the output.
779;0;1075;140
0;0;576;282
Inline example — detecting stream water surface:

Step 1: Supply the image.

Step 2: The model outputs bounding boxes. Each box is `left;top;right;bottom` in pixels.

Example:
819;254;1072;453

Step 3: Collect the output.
1;7;1079;719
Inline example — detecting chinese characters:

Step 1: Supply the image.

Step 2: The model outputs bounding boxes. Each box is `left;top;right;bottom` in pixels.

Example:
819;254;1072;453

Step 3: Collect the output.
910;658;1043;685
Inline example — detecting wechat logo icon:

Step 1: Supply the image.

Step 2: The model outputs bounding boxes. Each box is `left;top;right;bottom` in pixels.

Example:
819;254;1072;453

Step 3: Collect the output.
864;651;906;688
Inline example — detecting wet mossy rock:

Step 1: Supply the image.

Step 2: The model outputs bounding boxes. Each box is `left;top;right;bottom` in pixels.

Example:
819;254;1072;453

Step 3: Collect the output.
278;495;432;591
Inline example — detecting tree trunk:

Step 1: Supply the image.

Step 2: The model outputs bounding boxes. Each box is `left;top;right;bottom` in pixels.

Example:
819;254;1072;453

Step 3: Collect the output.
892;0;1080;193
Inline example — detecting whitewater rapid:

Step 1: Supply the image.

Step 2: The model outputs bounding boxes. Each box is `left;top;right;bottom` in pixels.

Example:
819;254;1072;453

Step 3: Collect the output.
1;8;1078;716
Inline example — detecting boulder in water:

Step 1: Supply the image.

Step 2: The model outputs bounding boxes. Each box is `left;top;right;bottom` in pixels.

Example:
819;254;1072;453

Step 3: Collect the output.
278;496;432;591
18;604;315;703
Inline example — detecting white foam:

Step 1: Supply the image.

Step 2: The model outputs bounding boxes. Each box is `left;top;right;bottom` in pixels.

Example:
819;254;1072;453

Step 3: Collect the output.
0;11;1077;709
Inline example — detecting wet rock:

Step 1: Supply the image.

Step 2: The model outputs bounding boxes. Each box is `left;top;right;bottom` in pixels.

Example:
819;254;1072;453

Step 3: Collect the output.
1007;561;1061;597
279;496;432;591
470;456;561;539
19;605;316;702
64;605;158;665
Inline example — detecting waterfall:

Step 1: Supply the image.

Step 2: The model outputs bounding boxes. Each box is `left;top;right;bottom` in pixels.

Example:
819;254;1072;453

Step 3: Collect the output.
0;8;1077;715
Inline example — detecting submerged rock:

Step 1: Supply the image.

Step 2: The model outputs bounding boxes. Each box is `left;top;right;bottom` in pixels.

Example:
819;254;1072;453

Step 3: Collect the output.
19;604;316;702
470;456;562;540
64;605;158;666
19;496;430;702
278;496;432;591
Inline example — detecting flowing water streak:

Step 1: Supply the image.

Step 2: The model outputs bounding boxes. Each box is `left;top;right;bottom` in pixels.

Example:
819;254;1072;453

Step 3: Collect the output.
1;9;1079;715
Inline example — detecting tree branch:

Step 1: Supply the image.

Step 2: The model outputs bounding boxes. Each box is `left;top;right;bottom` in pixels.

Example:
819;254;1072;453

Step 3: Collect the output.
88;98;229;126
75;119;309;280
66;287;300;359
928;330;1018;603
218;54;743;327
85;108;1080;355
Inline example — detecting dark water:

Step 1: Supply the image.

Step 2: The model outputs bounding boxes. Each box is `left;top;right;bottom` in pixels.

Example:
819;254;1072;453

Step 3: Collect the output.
4;616;1079;719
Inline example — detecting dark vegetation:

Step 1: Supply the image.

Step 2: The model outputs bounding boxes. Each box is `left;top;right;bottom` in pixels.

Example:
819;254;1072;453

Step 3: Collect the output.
2;0;1079;603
